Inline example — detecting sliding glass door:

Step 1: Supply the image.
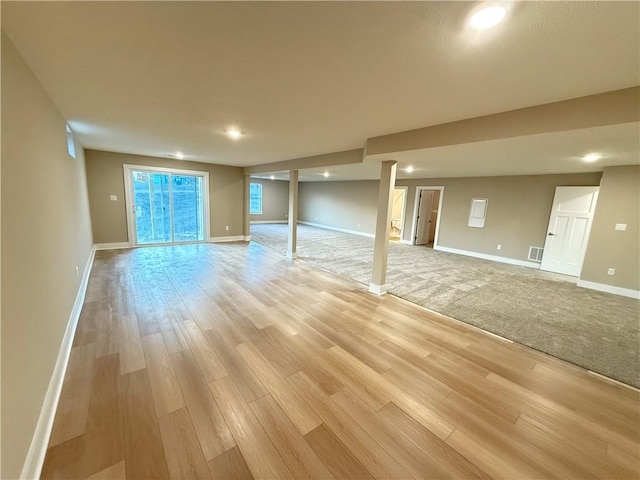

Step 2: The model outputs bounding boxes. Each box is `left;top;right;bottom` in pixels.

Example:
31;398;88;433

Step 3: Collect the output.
125;166;208;246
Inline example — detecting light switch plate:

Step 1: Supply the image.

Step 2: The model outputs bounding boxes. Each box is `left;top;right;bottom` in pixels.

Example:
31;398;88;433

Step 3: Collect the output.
109;195;117;201
615;223;627;231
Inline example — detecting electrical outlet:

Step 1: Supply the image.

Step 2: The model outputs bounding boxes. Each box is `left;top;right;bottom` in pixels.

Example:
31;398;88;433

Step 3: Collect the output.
607;268;616;276
75;266;79;277
357;224;360;228
615;223;627;231
225;225;229;231
315;217;318;221
496;244;502;250
109;195;117;201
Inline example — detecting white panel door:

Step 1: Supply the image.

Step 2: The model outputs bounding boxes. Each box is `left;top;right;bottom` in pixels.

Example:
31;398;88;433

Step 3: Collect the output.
415;190;434;245
540;186;599;276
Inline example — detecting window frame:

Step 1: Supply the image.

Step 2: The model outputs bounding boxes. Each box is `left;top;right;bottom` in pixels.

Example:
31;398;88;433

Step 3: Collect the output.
66;124;76;158
249;182;263;215
123;164;211;246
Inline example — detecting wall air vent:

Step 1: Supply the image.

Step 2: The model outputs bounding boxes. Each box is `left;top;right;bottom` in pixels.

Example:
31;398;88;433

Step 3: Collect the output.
528;246;544;262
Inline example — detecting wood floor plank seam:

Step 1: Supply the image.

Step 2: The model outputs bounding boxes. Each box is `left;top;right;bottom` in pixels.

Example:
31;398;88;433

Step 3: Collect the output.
236;341;323;435
158;406;212;479
142;332;186;418
248;394;335;479
288;371;413;479
40;244;640;480
170;349;236;462
303;423;374;480
209;375;295;479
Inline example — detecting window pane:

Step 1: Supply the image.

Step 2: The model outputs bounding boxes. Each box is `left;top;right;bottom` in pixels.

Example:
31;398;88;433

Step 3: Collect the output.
133;172;171;244
250;183;262;214
172;175;205;242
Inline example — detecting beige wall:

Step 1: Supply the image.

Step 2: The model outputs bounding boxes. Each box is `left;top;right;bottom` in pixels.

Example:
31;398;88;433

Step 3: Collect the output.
250;178;289;222
299;171;638;291
397;173;602;261
391;188;405;220
298;173;603;263
85;150;244;243
1;35;94;479
299;181;378;234
581;165;639;291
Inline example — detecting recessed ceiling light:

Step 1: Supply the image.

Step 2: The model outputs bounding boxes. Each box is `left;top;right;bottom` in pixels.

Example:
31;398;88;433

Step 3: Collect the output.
226;128;242;139
405;166;414;173
270;175;275;180
175;152;185;160
582;153;602;163
469;6;506;30
323;171;330;178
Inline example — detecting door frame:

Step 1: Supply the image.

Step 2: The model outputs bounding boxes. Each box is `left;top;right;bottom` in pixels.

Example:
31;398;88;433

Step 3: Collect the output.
410;186;444;247
123;164;211;246
392;186;409;241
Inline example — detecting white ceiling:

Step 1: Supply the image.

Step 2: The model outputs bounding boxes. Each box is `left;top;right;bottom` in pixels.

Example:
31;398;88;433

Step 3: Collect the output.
252;123;640;182
2;1;639;169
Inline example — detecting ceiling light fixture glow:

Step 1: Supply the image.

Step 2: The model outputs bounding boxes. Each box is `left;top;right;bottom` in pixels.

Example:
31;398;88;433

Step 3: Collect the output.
405;166;414;173
226;128;242;139
323;171;330;178
582;153;602;163
270;175;275;180
175;152;185;160
469;6;506;30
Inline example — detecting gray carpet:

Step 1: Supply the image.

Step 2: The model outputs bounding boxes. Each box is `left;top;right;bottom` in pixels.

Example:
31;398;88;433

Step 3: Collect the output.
251;223;640;388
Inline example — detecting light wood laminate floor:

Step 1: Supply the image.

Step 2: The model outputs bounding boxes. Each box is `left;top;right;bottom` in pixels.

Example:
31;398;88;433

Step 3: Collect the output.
42;243;640;479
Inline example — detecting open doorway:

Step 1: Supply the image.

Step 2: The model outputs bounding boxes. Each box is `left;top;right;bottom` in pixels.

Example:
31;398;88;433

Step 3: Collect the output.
412;186;444;247
390;187;407;241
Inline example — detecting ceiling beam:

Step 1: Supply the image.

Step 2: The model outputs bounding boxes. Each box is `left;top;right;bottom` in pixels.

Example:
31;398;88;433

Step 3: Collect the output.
243;148;364;175
365;87;639;157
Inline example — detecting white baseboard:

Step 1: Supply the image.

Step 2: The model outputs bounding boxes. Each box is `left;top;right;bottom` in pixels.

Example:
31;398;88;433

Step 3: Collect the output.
244;235;251;241
20;247;96;480
577;280;640;299
250;220;287;224
368;283;387;295
94;242;130;250
400;239;412;245
209;235;245;243
287;252;298;259
434;245;541;269
299;221;375;239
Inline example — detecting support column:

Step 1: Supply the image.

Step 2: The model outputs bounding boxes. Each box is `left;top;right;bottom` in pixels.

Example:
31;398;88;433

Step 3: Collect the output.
369;160;397;295
243;175;251;241
287;170;299;259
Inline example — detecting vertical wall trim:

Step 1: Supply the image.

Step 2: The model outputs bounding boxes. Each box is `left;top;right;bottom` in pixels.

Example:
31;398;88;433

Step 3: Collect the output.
287;170;299;259
243;175;251;239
